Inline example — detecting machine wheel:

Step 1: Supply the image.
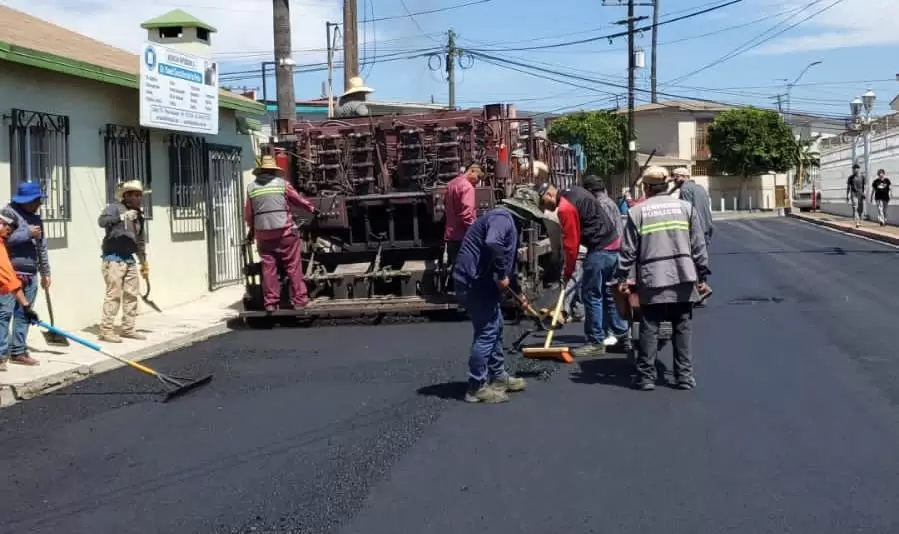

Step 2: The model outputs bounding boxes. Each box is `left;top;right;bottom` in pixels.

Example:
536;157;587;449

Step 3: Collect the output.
245;316;274;329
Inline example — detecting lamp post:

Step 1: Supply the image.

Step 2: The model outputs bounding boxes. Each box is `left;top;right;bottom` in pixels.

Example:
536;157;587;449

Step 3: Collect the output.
785;60;821;208
850;89;876;219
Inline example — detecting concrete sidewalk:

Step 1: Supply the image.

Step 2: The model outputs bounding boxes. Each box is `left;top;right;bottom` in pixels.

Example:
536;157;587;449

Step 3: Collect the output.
790;211;899;246
0;285;243;406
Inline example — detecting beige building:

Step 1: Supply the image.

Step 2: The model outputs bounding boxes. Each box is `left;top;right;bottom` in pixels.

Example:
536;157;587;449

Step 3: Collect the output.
615;99;789;211
0;6;265;330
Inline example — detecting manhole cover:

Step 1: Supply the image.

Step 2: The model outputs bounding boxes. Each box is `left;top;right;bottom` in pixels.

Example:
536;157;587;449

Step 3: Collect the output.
729;296;785;305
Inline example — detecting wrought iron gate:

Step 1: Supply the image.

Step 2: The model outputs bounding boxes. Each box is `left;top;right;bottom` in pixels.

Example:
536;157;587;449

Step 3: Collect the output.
206;145;245;291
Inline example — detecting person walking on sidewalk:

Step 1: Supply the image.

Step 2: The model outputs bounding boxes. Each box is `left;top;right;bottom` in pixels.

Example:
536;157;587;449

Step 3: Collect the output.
618;166;710;391
0;183;51;366
97;180;150;343
871;169;891;226
245;155;320;312
452;187;544;404
536;181;620;358
582;175;629;349
0;211;40;370
847;164;866;228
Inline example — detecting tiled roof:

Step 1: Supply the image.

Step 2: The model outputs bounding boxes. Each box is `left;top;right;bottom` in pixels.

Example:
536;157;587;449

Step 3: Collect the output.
0;5;257;108
617;99;736;114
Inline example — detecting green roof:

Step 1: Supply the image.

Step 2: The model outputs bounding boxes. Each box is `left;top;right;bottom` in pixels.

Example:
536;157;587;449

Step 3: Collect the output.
141;10;217;33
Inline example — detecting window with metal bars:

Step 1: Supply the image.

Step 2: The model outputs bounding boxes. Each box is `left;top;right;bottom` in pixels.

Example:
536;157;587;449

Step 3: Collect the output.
168;134;207;219
103;124;153;218
6;109;71;221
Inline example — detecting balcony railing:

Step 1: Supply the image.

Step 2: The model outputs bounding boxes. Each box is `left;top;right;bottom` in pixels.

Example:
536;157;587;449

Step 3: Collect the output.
692;136;711;160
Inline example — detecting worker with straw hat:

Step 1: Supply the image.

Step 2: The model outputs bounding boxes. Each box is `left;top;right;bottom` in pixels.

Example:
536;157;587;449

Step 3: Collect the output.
335;76;374;118
617;166;710;391
245;155;321;312
97;180;150;343
452;186;545;404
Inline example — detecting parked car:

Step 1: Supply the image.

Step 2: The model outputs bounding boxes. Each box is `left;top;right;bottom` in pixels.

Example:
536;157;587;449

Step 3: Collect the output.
794;190;822;212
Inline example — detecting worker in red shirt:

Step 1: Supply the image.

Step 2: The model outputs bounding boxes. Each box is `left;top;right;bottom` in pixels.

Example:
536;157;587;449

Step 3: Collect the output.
537;181;620;358
443;163;484;267
0;211;38;370
245;155;321;312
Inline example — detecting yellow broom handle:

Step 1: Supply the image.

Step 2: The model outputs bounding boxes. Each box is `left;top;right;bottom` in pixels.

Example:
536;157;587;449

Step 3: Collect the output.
543;285;567;349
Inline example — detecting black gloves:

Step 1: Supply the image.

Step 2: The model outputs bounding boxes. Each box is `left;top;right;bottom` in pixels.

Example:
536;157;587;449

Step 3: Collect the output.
22;305;39;324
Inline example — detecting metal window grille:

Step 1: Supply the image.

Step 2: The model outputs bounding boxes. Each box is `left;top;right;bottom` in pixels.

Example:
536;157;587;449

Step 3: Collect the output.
6;109;71;221
168;134;207;219
103;124;153;218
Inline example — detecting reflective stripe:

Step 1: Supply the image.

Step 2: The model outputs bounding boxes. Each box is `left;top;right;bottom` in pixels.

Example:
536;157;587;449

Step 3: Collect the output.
248;178;290;230
639;220;689;235
248;185;286;198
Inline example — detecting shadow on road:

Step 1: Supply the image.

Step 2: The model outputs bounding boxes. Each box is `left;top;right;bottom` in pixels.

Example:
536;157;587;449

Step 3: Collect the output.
713;247;899;256
417;381;468;401
571;358;672;388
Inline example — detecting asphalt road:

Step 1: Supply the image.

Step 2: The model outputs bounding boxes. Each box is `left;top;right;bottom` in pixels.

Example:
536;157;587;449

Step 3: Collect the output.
3;217;899;534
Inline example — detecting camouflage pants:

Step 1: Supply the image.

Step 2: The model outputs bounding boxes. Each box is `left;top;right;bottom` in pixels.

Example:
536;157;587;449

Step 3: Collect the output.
100;260;140;336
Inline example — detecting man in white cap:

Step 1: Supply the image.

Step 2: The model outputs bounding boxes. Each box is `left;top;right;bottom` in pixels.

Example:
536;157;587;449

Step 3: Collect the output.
671;167;713;305
97;180;150;343
335;76;374;118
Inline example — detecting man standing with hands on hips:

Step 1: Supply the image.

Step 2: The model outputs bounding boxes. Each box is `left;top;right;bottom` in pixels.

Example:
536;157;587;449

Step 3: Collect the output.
97;180;150;343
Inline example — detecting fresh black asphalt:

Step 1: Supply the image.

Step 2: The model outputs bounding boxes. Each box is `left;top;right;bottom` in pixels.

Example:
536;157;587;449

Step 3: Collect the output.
2;217;899;533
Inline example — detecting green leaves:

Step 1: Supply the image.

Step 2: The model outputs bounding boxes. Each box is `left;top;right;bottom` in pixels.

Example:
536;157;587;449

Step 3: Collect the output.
707;108;797;178
547;111;628;178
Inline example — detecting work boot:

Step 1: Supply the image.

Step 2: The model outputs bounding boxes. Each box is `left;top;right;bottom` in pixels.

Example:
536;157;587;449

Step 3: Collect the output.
464;383;510;404
98;332;123;343
120;331;147;341
10;354;39;366
632;379;655;391
0;359;7;371
571;343;605;358
676;377;697;390
491;376;527;393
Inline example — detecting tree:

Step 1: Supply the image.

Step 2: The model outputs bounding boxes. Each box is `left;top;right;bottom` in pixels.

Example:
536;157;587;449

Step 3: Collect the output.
793;137;820;191
547;111;628;178
707;108;798;209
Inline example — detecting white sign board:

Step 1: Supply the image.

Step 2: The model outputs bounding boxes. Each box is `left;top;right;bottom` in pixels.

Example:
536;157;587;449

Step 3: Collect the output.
139;42;219;135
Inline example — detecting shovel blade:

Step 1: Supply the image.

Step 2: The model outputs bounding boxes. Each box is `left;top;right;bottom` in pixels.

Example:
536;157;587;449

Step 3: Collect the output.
41;331;70;347
142;297;163;313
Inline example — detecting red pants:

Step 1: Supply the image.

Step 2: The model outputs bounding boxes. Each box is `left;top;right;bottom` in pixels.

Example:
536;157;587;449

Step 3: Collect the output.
256;232;309;309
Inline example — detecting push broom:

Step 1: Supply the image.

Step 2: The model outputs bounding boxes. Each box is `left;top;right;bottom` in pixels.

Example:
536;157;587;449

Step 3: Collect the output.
35;321;214;402
520;283;574;364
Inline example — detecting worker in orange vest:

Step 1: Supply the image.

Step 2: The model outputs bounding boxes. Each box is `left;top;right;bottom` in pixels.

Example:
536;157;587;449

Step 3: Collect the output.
0;210;39;370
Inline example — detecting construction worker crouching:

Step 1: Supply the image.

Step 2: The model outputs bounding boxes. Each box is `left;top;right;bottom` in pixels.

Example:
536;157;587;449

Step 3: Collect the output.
245;155;321;312
617;166;711;391
452;187;545;404
97;180;149;343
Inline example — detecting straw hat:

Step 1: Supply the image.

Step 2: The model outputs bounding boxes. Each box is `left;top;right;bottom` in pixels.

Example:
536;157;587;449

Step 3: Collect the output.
117;180;150;199
341;76;374;98
641;165;670;185
253;155;284;175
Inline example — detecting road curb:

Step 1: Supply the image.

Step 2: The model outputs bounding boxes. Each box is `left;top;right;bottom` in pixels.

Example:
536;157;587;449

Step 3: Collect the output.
788;214;899;246
3;319;236;405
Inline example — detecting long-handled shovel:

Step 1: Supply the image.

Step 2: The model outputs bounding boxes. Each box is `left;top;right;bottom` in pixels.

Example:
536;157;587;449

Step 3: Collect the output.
33;240;68;347
35;321;213;403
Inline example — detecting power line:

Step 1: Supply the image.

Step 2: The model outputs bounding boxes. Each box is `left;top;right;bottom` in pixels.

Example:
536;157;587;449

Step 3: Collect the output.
665;0;849;85
469;0;742;52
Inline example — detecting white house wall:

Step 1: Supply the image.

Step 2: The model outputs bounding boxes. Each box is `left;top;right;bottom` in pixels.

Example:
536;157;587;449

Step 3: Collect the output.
819;130;899;221
0;62;257;330
633;112;680;157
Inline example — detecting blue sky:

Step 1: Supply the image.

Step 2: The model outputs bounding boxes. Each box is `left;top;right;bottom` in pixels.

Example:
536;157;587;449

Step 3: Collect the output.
9;0;899;121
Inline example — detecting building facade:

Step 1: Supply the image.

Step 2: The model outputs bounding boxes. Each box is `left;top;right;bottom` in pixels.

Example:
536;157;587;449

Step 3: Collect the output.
0;6;265;330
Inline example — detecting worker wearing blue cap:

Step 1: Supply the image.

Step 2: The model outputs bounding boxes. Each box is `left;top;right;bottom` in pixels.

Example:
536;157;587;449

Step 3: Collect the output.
0;182;51;368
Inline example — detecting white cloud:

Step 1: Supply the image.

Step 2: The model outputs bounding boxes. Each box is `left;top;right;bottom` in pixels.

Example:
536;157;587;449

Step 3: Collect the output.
2;0;345;65
752;0;899;54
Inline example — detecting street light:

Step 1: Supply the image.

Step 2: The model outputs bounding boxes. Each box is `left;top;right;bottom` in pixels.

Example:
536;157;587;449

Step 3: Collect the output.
785;60;822;210
863;89;876;112
850;89;876;220
850;96;863;118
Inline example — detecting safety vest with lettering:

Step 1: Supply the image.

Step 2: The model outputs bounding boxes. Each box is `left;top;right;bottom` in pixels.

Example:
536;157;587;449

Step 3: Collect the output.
628;195;698;288
247;177;290;231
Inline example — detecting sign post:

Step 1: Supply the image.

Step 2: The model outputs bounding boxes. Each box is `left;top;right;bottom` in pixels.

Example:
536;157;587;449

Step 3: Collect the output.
139;42;219;135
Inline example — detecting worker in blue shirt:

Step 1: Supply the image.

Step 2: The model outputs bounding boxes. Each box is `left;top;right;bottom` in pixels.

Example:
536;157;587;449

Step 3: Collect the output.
452;186;547;404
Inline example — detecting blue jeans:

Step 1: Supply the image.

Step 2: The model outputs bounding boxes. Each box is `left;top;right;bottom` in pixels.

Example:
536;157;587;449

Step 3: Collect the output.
457;284;509;385
581;250;627;344
0;275;39;358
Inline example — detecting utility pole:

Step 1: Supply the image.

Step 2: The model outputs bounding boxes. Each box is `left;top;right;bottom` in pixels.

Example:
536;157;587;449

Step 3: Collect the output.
650;0;659;103
608;0;649;187
326;21;340;118
342;0;359;90
446;29;457;109
273;0;296;135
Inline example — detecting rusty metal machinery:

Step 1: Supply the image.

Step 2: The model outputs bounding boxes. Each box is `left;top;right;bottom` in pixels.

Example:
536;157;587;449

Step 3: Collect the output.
240;104;578;325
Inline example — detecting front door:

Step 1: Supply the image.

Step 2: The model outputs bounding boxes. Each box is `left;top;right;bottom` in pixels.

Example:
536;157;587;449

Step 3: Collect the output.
775;185;786;209
206;145;245;291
